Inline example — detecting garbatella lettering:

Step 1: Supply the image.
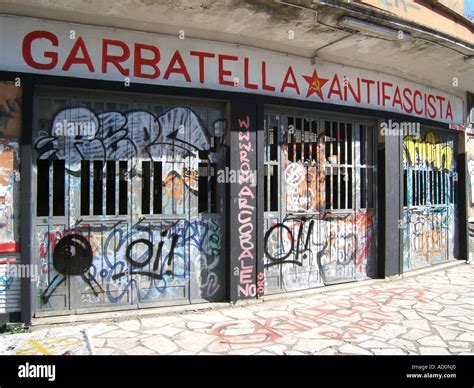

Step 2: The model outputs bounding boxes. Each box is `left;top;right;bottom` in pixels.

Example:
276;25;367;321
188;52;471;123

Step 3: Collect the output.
22;30;454;121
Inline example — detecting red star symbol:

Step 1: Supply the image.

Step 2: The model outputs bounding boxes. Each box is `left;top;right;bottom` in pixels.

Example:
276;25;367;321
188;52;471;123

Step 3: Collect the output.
303;69;328;100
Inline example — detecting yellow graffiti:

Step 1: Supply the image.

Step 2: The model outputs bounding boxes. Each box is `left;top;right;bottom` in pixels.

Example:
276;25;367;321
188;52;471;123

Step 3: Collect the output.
403;131;453;171
14;337;83;355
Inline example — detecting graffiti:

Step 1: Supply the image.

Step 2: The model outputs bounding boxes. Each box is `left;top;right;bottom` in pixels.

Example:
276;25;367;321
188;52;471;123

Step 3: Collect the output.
402;131;456;270
34;101;226;311
402;207;452;270
403;131;454;171
212;287;426;345
263;116;377;293
38;218;223;306
264;211;375;286
34;106;224;171
0;273;14;294
41;234;103;303
14;337;84;356
285;134;326;213
0;82;22;138
234;115;258;298
0;140;20;253
0;258;20;313
0;83;21;313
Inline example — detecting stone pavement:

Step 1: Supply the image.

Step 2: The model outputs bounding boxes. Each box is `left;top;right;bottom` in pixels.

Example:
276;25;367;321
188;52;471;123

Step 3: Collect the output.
7;263;474;355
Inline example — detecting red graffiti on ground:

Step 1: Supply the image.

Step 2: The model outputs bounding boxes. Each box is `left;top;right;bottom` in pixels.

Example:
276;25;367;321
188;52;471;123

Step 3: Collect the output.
211;287;427;345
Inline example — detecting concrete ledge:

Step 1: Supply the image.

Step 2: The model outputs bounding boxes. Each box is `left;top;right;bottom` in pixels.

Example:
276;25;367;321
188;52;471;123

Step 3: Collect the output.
29;259;467;330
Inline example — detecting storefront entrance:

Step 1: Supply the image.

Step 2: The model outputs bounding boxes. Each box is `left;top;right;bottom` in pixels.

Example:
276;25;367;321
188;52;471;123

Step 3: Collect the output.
402;129;458;271
263;108;377;293
32;88;227;315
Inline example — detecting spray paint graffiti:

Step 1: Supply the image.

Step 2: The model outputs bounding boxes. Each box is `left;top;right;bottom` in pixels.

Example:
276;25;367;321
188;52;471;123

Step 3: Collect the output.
0;82;22;138
0;82;21;254
0;140;20;253
34;101;226;311
263;117;376;292
403;131;453;171
212;287;426;345
0;83;21;314
264;211;375;288
234;115;258;298
402;131;456;270
284;133;326;214
38;218;223;305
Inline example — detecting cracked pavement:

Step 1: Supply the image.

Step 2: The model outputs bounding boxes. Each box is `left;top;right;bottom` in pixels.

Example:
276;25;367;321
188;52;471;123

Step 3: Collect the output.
5;263;474;355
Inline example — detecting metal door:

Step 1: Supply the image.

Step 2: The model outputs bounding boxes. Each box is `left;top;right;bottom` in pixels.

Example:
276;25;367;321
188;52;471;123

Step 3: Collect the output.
33;89;227;315
263;110;377;294
402;129;457;271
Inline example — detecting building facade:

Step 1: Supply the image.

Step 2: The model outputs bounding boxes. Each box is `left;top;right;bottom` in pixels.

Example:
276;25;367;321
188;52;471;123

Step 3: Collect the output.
0;0;472;324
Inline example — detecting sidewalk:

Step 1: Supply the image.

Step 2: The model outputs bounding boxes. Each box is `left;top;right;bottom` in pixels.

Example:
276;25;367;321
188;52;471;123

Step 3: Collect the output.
2;263;474;355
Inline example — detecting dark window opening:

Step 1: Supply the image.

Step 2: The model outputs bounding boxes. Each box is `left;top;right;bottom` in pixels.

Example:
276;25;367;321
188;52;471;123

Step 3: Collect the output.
52;160;65;216
118;161;128;215
80;160;90;216
93;161;103;215
37;160;50;217
142;161;151;215
198;162;208;213
106;161;116;215
153;162;162;215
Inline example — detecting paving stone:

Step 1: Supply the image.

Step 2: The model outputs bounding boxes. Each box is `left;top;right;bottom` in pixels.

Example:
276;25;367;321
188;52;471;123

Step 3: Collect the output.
456;333;474;342
371;324;407;339
440;293;459;300
181;311;232;323
448;341;469;348
206;340;231;353
359;340;397;349
400;310;421;320
172;331;217;352
94;347;115;355
417;335;448;347
457;323;474;331
262;344;288;354
438;307;470;317
185;321;212;329
141;326;184;337
273;336;299;346
402;319;431;332
117;319;141;332
372;348;406;355
433;326;459;341
220;308;258;320
226;348;262;355
140;316;183;328
419;347;451;355
450;348;470;353
97;329;140;338
106;337;140;351
172;350;198;355
388;338;417;352
402;329;431;341
88;323;119;336
314;347;338;355
338;344;373;355
124;346;156;355
292;339;342;353
142;336;179;354
283;350;306;355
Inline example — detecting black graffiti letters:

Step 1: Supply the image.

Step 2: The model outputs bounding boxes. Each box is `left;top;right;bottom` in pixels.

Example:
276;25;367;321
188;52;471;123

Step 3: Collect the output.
113;232;180;281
